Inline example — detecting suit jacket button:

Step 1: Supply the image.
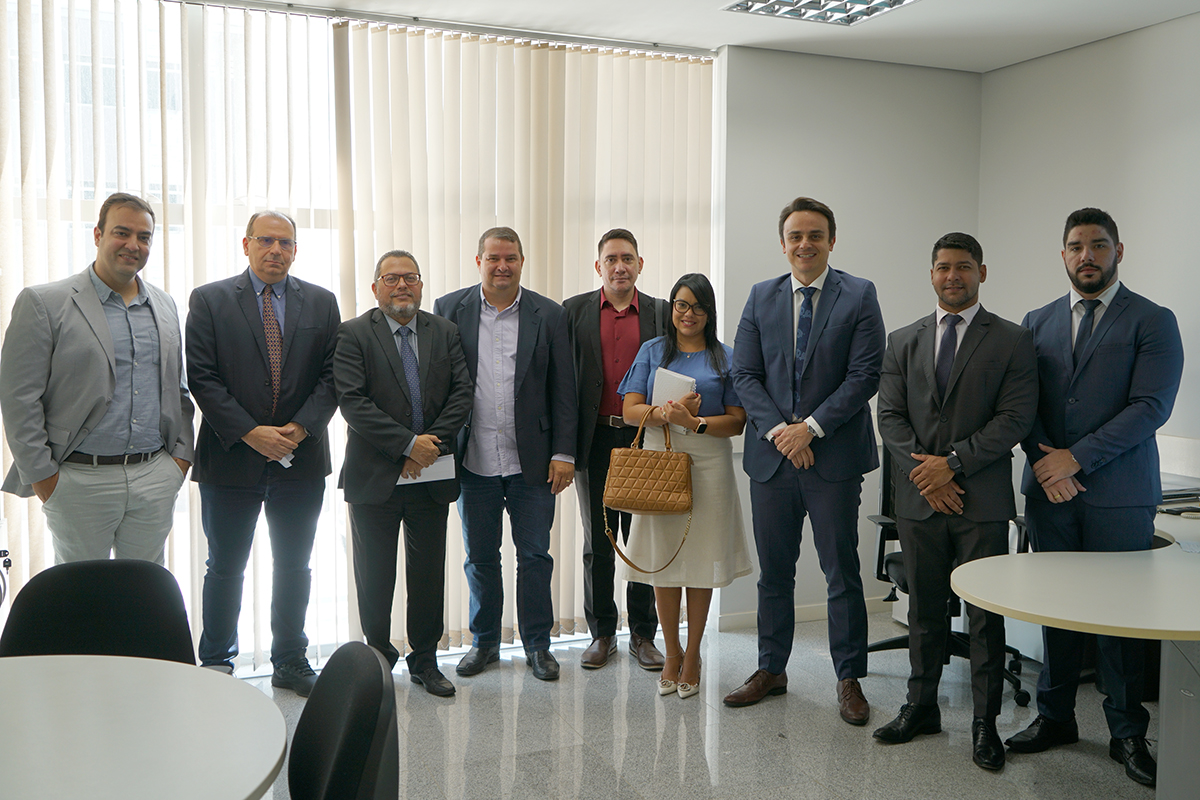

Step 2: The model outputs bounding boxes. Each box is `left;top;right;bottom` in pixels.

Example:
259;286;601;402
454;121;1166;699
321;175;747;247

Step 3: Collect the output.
940;416;948;423
1068;398;1076;404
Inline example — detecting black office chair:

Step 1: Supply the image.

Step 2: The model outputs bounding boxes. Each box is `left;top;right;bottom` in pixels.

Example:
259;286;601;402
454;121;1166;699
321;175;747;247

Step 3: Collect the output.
0;558;196;664
866;448;1031;706
289;641;399;800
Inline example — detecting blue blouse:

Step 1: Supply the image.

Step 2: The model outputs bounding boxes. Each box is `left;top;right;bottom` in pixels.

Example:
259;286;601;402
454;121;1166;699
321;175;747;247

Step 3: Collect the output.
617;336;740;415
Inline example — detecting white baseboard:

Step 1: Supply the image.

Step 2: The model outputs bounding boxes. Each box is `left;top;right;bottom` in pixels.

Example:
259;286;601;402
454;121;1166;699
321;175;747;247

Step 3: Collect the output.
718;595;893;632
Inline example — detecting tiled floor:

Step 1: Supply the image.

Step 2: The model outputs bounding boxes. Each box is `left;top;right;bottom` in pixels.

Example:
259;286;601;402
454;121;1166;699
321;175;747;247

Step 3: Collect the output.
249;612;1158;799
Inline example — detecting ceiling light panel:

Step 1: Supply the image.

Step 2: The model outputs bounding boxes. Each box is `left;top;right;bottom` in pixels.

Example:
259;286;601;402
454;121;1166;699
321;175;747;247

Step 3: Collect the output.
723;0;924;27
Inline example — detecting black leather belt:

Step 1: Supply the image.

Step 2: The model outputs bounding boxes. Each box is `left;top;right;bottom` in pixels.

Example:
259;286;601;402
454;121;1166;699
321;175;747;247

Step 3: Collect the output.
597;415;630;428
64;448;163;466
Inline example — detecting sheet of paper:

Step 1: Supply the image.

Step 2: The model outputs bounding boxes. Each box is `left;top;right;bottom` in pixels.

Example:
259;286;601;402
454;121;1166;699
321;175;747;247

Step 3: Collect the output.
651;367;698;436
396;453;456;484
278;454;293;468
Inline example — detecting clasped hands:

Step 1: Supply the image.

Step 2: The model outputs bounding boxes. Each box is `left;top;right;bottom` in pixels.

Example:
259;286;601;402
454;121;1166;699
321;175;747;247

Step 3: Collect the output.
242;422;308;462
773;422;814;469
661;392;701;429
909;453;963;515
401;433;444;479
1031;443;1086;504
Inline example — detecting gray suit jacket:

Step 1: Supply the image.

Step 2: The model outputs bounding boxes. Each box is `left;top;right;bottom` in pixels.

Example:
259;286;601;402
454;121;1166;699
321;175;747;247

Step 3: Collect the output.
1;267;194;497
877;306;1037;522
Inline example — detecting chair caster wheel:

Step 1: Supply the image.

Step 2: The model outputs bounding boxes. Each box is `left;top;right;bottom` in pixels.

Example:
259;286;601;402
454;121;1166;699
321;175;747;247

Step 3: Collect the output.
1014;690;1031;707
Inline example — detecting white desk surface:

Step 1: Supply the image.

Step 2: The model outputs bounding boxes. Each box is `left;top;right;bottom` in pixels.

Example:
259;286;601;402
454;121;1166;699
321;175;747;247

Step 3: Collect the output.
0;654;286;800
952;544;1200;641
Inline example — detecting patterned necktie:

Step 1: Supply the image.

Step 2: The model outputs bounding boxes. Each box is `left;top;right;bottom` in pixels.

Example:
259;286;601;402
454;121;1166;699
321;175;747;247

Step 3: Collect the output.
792;286;816;420
261;285;282;415
1074;299;1101;366
936;314;962;403
397;326;424;435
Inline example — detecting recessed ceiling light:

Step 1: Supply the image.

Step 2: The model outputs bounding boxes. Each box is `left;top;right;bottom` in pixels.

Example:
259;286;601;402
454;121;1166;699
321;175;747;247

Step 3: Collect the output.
723;0;924;27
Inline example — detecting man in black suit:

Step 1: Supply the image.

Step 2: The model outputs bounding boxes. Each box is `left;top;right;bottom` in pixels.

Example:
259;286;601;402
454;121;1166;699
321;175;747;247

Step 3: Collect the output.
187;210;341;695
874;232;1038;770
563;228;668;670
334;250;472;696
433;227;577;682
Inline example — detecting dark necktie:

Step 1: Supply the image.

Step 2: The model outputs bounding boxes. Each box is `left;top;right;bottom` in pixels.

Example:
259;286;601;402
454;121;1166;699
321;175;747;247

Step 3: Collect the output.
397;326;424;435
936;314;962;402
1074;299;1101;366
261;285;282;415
792;286;816;420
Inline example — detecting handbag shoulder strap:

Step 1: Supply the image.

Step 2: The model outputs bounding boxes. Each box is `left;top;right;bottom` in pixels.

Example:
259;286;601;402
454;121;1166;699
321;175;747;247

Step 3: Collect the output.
604;512;692;575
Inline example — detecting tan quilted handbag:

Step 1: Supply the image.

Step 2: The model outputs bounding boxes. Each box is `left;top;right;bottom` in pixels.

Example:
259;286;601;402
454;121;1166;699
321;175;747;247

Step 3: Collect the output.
602;406;693;573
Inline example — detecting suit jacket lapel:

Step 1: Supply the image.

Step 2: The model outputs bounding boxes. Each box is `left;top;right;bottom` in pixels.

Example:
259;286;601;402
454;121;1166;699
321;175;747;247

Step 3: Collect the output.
416;311;434;391
915;314;937;399
1052;295;1074;370
805;268;840;372
636;290;659;343
515;295;541;395
584;290;604;370
1074;286;1129;376
69;270;117;375
280;276;303;368
371;309;411;405
943;308;991;404
143;287;173;391
235;270;271;369
457;289;482;384
774;278;796;373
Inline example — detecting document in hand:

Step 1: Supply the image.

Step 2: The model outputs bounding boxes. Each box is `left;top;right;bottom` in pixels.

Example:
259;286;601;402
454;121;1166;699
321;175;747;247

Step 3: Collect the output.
396;454;456;484
651;367;698;436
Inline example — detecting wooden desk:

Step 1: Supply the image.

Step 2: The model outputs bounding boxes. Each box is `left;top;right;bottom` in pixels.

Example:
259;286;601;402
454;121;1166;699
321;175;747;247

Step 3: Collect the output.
0;654;286;800
952;542;1200;800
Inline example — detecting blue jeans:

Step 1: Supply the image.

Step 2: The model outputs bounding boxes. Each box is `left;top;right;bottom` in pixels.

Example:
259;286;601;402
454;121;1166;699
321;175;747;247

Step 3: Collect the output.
197;471;325;668
458;468;556;651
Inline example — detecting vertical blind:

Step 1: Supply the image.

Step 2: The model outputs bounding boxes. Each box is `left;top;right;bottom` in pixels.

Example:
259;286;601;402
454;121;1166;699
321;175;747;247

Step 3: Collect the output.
0;0;712;665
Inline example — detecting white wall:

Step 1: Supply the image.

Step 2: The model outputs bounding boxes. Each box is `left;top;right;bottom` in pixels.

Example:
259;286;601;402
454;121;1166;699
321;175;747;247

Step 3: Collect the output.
978;13;1200;438
714;45;983;626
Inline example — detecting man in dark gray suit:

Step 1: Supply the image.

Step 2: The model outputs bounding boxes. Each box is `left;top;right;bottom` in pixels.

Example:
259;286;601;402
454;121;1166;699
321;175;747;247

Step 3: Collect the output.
563;229;668;671
1;192;193;564
433;227;577;682
187;210;341;695
334;250;473;696
874;232;1037;770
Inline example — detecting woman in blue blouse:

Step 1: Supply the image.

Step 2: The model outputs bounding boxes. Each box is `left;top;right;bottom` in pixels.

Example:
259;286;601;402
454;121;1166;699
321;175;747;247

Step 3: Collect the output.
618;273;752;699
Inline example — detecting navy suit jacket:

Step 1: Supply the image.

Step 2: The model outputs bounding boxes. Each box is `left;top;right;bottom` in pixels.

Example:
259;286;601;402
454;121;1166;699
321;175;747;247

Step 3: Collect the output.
334;308;473;506
878;307;1038;522
1020;284;1183;507
433;285;577;486
187;269;341;486
733;268;886;484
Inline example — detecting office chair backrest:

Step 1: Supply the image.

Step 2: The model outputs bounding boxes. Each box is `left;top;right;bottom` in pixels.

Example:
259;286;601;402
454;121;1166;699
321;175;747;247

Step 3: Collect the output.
289;642;399;800
0;558;196;664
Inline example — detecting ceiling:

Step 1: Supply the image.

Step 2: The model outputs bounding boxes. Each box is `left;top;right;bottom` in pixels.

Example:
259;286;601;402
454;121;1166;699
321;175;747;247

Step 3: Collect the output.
329;0;1200;73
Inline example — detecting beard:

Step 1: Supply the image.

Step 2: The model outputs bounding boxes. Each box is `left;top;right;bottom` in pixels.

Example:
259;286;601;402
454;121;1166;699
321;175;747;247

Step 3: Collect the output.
382;298;420;321
1068;259;1117;296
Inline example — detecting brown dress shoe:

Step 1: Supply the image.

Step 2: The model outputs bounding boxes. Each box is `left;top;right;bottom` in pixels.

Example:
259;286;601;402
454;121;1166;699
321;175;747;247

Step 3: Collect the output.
628;633;665;671
837;677;870;725
723;669;788;707
580;636;617;669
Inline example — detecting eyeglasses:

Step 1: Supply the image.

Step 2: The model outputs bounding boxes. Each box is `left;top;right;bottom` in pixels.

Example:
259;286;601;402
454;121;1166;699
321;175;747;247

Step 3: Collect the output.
378;272;422;287
672;299;708;317
248;236;296;251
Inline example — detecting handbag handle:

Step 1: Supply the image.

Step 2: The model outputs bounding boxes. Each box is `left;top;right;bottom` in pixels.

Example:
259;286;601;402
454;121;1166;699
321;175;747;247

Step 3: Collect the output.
631;405;673;452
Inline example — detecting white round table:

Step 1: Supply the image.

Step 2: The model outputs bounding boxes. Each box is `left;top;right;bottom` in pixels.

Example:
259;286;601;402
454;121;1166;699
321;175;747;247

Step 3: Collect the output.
0;654;286;800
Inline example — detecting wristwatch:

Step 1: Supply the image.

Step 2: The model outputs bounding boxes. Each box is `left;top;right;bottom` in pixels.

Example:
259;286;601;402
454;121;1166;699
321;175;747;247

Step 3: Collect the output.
946;450;963;475
694;418;708;435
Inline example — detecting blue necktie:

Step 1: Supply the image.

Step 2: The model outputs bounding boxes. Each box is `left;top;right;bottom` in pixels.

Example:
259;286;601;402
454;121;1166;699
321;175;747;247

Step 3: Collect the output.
1074;299;1101;366
792;286;816;420
936;314;962;403
397;326;424;435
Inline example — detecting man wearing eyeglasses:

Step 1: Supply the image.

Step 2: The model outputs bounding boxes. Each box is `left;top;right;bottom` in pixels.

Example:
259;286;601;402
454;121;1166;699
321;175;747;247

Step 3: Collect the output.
563;229;669;671
1;192;193;564
333;250;473;696
186;211;341;695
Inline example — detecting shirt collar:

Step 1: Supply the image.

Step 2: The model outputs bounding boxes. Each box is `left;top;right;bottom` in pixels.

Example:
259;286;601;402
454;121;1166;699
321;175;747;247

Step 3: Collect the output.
479;284;522;312
790;267;829;295
936;302;981;328
600;288;640;312
1069;279;1121;309
383;312;418;336
248;269;287;297
88;264;148;305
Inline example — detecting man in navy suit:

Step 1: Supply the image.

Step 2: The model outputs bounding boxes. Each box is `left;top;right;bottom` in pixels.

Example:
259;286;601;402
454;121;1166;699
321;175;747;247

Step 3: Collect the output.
433;227;577;682
1005;208;1183;788
725;197;885;724
187;210;341;696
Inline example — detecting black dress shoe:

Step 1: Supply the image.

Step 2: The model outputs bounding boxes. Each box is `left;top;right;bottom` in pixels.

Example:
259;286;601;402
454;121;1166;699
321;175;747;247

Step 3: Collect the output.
271;656;319;697
456;645;501;677
972;717;1005;770
410;667;456;697
526;649;560;681
1004;714;1079;753
872;703;941;744
1109;736;1156;787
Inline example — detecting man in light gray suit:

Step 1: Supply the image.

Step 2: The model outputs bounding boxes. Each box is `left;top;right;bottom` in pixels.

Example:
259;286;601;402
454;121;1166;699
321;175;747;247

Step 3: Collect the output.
873;233;1037;771
1;192;194;564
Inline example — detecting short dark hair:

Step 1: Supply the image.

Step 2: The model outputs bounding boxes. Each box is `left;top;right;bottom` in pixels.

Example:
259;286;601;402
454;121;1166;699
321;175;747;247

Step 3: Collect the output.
477;226;524;259
245;210;298;239
97;192;155;233
374;249;421;281
931;232;983;266
1063;208;1119;246
597;228;639;257
778;197;836;241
